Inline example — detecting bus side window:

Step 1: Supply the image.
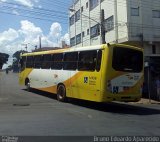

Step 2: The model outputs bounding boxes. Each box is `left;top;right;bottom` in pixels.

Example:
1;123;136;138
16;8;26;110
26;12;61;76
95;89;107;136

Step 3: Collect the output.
19;56;26;71
34;55;42;69
63;52;78;70
42;54;51;69
78;50;97;71
96;50;102;72
51;53;63;70
26;56;34;68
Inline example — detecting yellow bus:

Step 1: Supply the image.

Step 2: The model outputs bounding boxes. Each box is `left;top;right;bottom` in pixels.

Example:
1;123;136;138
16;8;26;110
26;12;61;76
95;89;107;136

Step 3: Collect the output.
19;44;144;102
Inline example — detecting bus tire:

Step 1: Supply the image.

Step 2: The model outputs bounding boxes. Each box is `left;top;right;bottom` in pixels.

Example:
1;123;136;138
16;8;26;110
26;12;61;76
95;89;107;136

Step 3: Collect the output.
57;84;66;102
25;79;31;92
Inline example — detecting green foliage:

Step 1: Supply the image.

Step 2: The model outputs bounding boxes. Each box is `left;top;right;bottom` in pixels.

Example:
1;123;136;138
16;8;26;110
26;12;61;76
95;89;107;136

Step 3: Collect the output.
12;50;27;61
0;53;9;69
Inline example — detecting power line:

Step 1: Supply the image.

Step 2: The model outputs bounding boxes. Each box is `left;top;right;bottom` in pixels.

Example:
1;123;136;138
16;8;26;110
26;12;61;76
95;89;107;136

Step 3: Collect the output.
0;5;68;19
0;0;68;15
0;10;68;24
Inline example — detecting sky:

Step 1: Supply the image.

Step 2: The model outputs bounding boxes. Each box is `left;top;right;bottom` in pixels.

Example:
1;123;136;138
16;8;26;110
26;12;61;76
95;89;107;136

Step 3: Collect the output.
0;0;73;68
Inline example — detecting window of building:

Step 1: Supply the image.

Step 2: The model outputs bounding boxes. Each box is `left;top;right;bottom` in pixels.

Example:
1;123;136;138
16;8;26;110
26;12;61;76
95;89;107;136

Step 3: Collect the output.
90;0;99;10
75;9;80;22
78;50;97;71
104;15;114;32
34;55;42;69
131;7;139;16
76;33;81;44
152;45;156;54
86;2;88;8
82;31;85;37
70;37;75;47
152;10;160;18
87;29;89;35
41;54;51;69
81;6;83;12
70;15;75;26
51;53;63;70
63;52;78;70
90;24;100;38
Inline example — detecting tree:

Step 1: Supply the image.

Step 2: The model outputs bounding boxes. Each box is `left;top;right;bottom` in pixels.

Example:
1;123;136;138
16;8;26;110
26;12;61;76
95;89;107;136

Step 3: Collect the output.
12;50;27;72
0;53;9;69
12;50;27;61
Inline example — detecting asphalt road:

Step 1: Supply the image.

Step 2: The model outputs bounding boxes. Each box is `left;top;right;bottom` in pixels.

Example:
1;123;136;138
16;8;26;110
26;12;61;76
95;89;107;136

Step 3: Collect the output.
0;72;160;139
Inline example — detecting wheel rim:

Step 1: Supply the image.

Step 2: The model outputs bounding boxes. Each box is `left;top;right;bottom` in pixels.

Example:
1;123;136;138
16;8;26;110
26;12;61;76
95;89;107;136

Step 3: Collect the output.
27;82;30;91
58;85;65;100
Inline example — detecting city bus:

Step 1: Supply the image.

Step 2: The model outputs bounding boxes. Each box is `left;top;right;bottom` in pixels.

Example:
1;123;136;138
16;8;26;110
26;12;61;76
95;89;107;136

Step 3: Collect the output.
19;44;144;102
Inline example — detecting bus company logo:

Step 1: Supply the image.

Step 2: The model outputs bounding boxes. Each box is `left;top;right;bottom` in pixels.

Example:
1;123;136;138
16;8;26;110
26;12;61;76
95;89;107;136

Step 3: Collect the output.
54;74;58;78
126;74;133;80
84;77;88;83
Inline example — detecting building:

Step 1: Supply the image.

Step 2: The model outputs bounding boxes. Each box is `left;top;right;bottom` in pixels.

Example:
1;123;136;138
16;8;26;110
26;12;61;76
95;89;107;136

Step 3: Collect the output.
69;0;160;100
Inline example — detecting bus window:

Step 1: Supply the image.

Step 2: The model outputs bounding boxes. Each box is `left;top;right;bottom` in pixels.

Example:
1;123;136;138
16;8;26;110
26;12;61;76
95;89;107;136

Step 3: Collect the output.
112;47;143;72
63;52;78;70
96;50;102;72
42;54;51;69
34;55;42;69
78;50;97;71
20;56;26;71
51;53;63;70
26;56;34;68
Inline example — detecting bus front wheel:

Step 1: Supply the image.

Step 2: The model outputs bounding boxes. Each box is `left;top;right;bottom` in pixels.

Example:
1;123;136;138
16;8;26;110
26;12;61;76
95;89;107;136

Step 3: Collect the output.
57;84;66;102
25;79;31;92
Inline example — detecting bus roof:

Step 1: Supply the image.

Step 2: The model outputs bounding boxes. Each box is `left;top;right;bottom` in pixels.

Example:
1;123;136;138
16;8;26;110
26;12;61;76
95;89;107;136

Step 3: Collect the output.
21;44;104;56
21;44;143;56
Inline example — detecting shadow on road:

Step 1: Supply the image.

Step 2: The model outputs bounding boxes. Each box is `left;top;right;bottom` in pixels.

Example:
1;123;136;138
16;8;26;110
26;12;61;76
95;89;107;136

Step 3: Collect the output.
23;88;160;116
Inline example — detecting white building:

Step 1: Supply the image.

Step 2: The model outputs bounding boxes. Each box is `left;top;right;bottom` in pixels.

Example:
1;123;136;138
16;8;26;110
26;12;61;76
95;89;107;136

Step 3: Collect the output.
69;0;160;56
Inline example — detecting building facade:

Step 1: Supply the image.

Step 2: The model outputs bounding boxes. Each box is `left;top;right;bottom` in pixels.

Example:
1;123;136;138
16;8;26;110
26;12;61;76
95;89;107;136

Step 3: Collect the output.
69;0;160;54
69;0;160;100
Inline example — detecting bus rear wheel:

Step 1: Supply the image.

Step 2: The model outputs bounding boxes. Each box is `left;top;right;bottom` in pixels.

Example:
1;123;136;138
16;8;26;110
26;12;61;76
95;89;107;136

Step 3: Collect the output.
57;84;66;102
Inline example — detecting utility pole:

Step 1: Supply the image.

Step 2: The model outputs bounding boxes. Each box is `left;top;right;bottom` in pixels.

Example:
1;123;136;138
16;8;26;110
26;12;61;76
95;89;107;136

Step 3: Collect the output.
39;36;41;49
140;33;144;48
100;9;106;44
114;0;118;43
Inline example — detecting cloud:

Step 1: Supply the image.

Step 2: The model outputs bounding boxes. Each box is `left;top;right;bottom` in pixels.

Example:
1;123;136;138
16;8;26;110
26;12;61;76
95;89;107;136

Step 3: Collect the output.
60;33;70;45
0;20;69;69
0;0;38;7
19;20;43;43
0;28;19;46
50;22;62;38
12;10;20;15
14;0;34;7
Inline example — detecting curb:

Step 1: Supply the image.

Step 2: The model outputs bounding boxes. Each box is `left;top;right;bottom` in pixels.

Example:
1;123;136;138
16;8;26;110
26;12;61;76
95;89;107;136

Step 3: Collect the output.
129;98;160;105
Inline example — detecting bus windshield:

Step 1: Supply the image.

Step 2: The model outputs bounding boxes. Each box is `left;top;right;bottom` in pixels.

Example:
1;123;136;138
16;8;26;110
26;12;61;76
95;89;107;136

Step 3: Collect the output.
112;47;143;72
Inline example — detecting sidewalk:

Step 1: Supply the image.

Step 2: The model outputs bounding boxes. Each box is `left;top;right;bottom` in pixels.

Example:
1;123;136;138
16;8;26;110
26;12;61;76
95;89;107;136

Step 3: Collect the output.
130;98;160;105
